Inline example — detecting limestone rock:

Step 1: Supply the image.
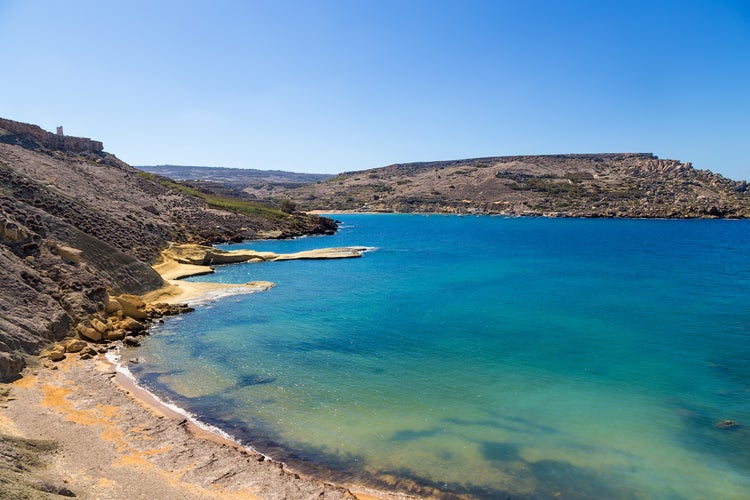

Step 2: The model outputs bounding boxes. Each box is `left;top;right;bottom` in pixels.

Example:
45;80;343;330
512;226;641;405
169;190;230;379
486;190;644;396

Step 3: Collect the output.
119;317;146;332
76;323;102;342
112;294;149;320
45;345;66;362
64;338;87;353
124;337;141;347
0;351;26;380
104;296;123;314
148;302;195;317
91;318;109;335
48;241;83;264
104;330;126;341
715;419;739;430
79;346;98;360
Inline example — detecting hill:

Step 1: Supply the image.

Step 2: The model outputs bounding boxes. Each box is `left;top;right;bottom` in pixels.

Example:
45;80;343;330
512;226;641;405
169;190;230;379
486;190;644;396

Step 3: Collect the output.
250;153;750;218
0;117;335;381
138;164;333;186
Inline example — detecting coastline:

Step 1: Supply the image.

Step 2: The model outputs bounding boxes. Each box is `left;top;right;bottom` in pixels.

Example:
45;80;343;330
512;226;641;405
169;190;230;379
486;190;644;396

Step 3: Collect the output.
2;355;393;499
0;244;405;500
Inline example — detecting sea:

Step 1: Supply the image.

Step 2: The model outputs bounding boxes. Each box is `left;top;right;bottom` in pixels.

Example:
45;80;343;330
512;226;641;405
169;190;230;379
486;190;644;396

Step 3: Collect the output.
125;214;750;499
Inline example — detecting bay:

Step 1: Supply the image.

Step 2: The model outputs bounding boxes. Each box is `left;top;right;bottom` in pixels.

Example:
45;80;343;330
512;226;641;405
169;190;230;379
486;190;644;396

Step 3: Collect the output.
127;215;750;499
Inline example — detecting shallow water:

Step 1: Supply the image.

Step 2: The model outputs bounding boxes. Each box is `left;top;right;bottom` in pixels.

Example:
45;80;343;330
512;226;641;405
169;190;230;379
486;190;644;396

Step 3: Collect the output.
128;215;750;499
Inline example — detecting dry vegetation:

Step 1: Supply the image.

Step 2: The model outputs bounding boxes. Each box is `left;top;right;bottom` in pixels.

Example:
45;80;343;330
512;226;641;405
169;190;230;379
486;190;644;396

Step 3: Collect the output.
248;153;750;218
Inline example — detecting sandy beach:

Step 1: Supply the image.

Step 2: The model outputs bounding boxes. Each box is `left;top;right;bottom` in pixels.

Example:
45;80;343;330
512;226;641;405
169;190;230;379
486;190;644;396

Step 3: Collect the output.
1;356;367;499
0;245;406;500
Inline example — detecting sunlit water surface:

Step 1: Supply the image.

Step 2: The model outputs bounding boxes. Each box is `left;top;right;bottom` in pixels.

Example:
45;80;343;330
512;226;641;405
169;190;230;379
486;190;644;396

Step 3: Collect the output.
127;215;750;499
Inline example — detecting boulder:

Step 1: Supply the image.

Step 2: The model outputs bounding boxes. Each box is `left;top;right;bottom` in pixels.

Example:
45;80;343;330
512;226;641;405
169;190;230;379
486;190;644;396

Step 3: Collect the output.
119;317;146;332
91;318;109;335
76;323;102;342
104;296;123;314
104;330;126;341
149;302;194;316
45;345;66;362
49;241;83;264
112;294;148;320
64;338;87;353
124;337;141;347
0;351;26;382
79;346;98;360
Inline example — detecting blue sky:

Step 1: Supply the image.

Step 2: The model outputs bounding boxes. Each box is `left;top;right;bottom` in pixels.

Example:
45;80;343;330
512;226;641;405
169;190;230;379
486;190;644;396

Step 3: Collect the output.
1;1;748;179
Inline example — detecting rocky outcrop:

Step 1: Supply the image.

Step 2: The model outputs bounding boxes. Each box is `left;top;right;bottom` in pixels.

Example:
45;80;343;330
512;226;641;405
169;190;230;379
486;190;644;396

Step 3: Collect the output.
34;294;196;368
0;118;340;381
58;295;194;351
158;243;364;266
0;200;163;379
0;117;103;153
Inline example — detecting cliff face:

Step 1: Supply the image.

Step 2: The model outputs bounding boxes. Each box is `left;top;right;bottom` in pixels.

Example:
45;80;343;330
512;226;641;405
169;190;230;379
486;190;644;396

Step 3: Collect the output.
0;118;337;381
261;153;750;217
0;117;103;153
0;182;158;379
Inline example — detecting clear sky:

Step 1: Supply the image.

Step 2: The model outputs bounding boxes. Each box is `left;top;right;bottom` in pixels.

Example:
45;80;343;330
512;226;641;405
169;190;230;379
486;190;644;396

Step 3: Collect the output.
1;1;748;179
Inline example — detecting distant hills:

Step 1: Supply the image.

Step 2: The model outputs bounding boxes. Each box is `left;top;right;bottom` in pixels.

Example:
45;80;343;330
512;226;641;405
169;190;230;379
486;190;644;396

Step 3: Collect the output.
149;154;750;218
137;165;333;186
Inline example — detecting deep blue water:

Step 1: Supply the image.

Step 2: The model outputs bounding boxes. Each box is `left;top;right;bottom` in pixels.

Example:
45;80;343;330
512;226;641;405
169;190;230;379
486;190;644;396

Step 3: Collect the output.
128;215;750;499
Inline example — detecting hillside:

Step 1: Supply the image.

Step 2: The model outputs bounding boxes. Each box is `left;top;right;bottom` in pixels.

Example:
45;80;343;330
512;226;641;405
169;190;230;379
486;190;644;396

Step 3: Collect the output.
0;118;336;381
248;153;750;218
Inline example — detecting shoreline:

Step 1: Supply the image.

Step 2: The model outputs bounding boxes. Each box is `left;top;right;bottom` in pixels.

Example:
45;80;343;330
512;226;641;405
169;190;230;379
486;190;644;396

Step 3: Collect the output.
2;355;391;499
0;243;407;500
307;210;749;220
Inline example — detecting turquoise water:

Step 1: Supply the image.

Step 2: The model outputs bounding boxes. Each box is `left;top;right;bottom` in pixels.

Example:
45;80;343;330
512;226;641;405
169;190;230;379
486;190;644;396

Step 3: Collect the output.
128;215;750;499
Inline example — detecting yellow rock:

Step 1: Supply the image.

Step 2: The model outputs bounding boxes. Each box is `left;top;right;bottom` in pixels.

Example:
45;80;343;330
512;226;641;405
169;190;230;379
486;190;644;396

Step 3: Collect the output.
47;240;83;264
64;338;87;353
119;317;146;332
43;344;66;361
104;296;123;314
112;294;148;320
91;318;109;334
105;330;126;341
76;323;102;342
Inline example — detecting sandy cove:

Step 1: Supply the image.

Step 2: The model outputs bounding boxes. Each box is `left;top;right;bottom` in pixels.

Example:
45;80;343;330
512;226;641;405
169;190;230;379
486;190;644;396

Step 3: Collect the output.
0;244;407;500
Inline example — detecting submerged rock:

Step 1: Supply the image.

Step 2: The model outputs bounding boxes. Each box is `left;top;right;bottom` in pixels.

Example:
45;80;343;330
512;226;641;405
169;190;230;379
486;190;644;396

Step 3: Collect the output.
715;419;740;430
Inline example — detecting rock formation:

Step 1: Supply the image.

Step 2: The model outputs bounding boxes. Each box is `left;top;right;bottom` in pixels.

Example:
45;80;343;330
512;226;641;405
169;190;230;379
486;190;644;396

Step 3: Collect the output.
0;117;338;381
0;117;103;153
